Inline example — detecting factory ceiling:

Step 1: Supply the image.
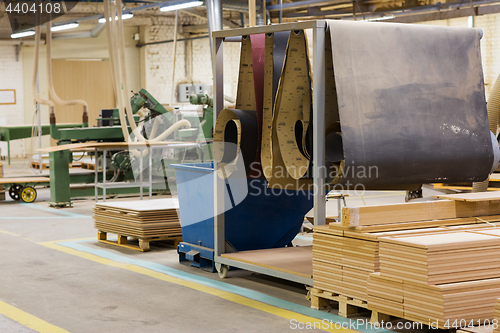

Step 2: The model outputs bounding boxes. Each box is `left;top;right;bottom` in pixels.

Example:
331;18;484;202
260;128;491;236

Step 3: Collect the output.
1;0;500;41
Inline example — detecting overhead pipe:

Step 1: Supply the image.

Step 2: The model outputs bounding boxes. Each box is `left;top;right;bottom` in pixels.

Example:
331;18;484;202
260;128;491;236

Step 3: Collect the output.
170;10;179;106
46;14;89;125
52;23;106;40
206;0;223;66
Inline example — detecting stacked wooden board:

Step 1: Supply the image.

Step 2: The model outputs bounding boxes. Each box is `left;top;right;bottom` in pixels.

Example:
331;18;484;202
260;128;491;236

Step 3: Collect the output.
312;226;343;295
495;298;500;333
379;231;500;285
456;298;500;333
313;193;500;328
93;198;182;239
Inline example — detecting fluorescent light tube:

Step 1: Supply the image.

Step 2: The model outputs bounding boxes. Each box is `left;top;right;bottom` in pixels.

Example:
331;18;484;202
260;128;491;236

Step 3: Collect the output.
51;23;79;32
11;30;35;38
160;1;203;12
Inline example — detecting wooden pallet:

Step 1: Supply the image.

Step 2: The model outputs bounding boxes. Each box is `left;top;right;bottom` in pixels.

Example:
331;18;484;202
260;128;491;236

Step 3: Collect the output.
81;162;96;170
310;287;389;322
30;161;50;169
97;230;182;251
31;161;82;169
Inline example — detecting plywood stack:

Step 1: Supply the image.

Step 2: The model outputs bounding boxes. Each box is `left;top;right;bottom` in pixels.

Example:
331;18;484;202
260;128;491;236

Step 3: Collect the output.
367;273;404;318
312;226;343;295
313;223;449;303
403;278;500;328
495;298;500;333
93;198;182;239
456;298;500;333
312;193;500;326
380;232;500;284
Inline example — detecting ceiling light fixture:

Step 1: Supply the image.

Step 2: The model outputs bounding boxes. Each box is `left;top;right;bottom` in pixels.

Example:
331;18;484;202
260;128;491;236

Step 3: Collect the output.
160;1;203;12
51;22;79;31
11;30;35;38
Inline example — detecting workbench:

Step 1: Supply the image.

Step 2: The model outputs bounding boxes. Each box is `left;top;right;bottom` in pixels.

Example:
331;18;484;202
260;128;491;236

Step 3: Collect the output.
40;140;211;202
0;123;82;164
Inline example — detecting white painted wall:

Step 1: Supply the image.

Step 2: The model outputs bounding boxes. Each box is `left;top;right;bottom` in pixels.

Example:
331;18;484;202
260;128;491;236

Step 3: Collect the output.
0;45;25;158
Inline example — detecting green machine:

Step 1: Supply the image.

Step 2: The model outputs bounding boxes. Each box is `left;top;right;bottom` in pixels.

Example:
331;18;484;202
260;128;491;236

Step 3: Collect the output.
48;89;213;207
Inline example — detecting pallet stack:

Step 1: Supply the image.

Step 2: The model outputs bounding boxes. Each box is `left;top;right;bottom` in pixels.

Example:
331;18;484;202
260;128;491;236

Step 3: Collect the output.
93;198;182;251
312;193;500;328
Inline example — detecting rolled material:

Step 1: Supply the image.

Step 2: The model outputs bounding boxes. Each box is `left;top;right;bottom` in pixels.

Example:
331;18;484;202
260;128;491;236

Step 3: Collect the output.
328;21;493;187
217;21;495;190
275;30;312;180
261;31;289;179
213;108;258;179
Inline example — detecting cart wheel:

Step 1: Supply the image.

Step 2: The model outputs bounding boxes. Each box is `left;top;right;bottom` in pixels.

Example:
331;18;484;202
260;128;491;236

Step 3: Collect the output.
21;186;37;203
218;265;229;279
9;184;23;201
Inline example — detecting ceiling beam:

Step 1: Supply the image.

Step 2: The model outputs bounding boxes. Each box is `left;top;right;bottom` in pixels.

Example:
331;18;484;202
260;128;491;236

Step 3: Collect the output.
267;0;349;11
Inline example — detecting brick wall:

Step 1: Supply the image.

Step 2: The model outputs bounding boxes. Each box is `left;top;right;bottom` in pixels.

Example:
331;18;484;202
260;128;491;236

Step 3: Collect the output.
142;15;241;105
0;45;25;158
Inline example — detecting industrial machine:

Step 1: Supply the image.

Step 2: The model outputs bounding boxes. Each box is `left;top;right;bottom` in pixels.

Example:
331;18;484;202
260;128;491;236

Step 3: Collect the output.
47;89;213;207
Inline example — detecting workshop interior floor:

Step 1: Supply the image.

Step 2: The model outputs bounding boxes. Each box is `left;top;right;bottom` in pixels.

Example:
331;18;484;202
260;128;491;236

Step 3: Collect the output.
0;158;449;333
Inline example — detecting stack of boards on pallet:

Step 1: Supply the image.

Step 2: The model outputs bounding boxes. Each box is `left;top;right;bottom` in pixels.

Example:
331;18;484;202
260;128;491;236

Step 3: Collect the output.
93;198;182;240
313;192;500;329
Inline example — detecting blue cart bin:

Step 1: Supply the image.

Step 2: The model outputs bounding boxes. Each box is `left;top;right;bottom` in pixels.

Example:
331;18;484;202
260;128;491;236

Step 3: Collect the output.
172;162;313;272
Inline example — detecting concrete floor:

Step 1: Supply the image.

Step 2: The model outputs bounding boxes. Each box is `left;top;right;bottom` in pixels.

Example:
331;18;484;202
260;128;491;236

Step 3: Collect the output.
0;158;451;333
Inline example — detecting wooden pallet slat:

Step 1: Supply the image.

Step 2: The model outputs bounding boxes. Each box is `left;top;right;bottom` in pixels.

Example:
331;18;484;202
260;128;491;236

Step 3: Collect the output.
97;230;181;251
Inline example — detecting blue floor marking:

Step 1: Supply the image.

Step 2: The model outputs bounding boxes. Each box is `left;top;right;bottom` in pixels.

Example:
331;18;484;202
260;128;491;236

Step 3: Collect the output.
58;240;390;333
22;203;91;218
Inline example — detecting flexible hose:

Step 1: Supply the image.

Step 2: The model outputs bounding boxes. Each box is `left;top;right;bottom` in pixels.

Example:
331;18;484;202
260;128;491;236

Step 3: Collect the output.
472;74;500;192
33;1;55;111
46;17;89;117
116;0;140;136
104;0;129;141
104;0;191;150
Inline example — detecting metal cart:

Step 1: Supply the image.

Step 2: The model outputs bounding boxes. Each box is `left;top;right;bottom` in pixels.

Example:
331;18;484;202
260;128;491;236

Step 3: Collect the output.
212;21;328;285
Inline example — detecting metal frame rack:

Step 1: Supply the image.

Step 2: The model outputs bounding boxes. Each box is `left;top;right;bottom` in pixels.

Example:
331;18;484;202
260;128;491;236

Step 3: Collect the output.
212;21;327;285
94;142;207;202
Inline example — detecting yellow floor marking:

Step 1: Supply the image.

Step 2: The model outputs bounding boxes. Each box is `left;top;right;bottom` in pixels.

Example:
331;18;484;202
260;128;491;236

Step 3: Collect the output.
0;229;21;237
0;300;69;333
39;241;355;333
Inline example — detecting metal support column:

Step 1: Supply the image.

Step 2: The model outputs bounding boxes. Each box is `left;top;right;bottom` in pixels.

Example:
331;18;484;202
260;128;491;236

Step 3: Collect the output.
213;35;225;258
312;21;326;226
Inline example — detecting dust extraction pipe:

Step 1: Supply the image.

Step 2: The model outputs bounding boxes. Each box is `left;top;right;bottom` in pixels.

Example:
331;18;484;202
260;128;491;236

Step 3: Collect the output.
32;0;56;121
46;15;89;125
103;0;190;148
